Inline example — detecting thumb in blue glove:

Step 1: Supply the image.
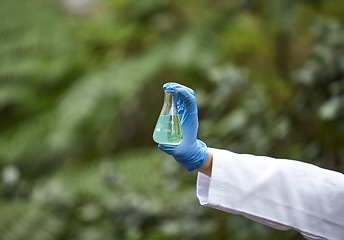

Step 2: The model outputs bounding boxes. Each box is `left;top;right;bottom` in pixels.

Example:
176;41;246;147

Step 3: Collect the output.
158;82;208;172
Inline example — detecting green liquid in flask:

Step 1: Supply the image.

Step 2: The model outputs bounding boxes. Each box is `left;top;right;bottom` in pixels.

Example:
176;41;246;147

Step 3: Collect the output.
153;115;183;145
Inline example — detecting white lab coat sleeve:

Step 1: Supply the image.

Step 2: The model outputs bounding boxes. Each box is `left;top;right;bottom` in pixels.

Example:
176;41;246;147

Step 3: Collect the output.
197;148;344;240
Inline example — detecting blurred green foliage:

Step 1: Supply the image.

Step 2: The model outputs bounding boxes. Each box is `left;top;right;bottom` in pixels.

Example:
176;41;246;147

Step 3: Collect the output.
0;0;344;239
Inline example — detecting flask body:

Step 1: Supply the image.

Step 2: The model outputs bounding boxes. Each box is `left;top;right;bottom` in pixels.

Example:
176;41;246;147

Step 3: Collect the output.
153;90;183;145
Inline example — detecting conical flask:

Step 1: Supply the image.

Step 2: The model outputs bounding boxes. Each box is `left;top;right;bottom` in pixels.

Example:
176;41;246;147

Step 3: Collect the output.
153;90;183;145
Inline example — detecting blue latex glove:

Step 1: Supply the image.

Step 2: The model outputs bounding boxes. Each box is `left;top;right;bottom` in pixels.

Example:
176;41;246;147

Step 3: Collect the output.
158;82;208;172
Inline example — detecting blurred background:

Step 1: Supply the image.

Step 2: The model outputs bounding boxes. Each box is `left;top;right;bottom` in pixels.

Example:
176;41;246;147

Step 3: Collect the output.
1;0;344;239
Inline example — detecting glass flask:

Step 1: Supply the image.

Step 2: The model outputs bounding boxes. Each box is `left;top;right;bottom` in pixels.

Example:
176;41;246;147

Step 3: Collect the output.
153;90;183;145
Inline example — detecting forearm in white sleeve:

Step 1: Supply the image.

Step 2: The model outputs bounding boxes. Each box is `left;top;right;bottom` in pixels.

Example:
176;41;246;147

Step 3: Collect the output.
197;148;344;240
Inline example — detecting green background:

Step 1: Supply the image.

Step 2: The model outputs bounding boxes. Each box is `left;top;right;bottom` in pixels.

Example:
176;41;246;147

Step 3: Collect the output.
1;0;344;239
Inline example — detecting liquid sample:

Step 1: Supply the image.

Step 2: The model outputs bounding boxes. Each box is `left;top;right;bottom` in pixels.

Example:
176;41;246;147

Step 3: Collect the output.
153;115;183;145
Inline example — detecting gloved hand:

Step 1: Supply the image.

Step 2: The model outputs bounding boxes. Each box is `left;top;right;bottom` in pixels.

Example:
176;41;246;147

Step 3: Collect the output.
158;82;208;172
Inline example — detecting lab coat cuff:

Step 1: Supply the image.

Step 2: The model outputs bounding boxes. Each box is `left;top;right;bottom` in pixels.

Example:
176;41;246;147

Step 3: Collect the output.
196;147;226;208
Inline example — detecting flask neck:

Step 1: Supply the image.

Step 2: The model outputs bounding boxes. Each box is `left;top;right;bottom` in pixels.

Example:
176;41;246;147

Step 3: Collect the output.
161;90;178;115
